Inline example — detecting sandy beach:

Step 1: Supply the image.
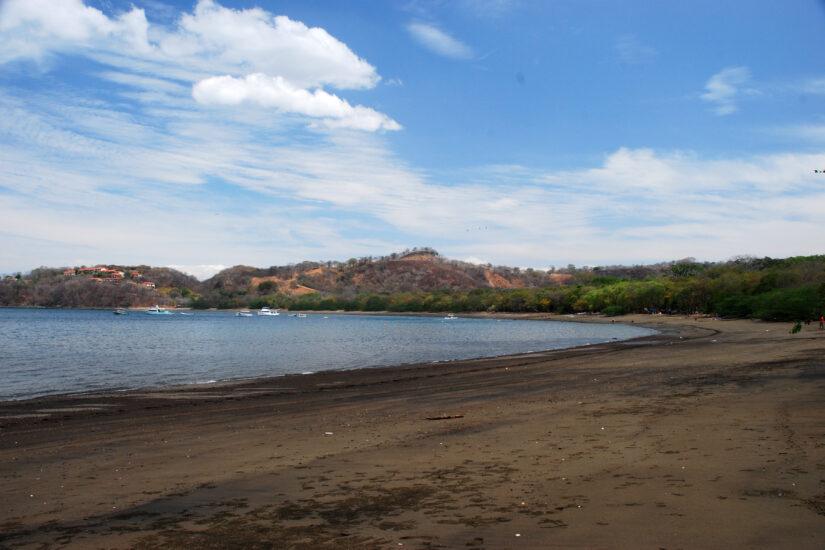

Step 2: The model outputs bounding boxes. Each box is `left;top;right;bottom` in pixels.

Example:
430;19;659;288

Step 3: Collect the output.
1;314;823;549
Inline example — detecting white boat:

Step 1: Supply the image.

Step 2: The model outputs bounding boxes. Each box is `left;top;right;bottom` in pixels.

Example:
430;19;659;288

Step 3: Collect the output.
296;313;307;318
145;305;172;315
257;306;279;316
114;309;129;315
236;310;253;317
444;313;459;320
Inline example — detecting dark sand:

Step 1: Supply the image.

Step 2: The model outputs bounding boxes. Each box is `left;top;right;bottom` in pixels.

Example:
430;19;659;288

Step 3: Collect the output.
1;315;824;549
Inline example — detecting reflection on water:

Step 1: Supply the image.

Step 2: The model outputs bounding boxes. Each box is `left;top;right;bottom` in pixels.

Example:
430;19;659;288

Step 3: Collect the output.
0;309;656;400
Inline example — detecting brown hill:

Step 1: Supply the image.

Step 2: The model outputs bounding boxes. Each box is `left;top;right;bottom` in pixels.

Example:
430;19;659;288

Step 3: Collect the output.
204;249;564;298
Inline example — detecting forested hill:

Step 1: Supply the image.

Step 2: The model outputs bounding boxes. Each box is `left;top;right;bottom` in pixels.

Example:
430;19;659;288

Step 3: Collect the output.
2;250;824;321
0;265;200;309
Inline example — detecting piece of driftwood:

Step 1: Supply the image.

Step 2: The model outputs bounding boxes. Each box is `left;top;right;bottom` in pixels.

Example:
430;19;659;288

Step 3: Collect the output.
426;414;464;420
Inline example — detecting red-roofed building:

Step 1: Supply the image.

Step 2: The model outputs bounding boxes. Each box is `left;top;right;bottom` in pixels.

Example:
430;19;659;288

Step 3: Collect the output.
63;270;76;276
142;281;156;288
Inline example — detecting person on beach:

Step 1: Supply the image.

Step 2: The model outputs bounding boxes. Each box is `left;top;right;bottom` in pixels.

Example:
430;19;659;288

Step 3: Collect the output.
820;315;824;329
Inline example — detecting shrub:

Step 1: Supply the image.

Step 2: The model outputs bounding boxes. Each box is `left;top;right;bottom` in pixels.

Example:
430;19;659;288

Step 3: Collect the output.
750;286;822;321
715;295;753;318
602;305;626;317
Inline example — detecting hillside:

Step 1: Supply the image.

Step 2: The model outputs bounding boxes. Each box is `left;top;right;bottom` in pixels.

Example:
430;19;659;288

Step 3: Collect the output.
200;249;563;299
3;251;824;320
0;265;200;309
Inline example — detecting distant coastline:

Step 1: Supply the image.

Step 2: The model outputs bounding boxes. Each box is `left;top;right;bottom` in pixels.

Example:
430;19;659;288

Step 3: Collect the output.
2;252;823;322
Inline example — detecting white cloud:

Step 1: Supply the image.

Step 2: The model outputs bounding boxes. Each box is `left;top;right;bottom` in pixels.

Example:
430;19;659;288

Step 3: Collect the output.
784;124;825;142
547;147;820;196
407;22;474;60
2;96;825;270
0;0;395;133
462;256;491;266
700;66;755;115
192;74;401;131
161;0;378;90
800;77;825;95
0;0;378;89
458;0;516;18
615;34;657;65
0;0;150;62
166;264;228;280
1;2;823;273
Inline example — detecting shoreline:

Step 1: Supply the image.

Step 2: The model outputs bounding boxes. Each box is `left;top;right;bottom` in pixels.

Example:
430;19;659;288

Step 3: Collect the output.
0;311;658;404
0;313;665;410
2;314;823;548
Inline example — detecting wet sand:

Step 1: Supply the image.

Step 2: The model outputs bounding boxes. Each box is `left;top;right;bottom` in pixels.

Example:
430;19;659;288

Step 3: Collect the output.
1;315;824;549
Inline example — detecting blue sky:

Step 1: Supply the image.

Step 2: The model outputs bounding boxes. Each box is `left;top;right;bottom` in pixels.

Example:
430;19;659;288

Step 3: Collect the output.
1;0;824;278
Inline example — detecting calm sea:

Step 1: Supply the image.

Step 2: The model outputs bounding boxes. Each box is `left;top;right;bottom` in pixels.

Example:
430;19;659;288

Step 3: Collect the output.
0;309;656;401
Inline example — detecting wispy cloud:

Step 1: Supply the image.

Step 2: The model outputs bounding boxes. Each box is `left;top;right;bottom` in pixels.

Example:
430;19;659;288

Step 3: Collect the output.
404;0;516;19
0;0;151;63
1;1;822;275
615;34;657;65
407;22;474;60
2;82;824;272
799;77;825;95
458;0;516;18
700;66;757;115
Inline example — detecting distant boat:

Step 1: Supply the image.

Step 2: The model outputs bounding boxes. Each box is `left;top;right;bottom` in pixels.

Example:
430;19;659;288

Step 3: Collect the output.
295;313;307;318
236;310;253;317
257;306;279;316
145;305;172;315
114;309;129;315
444;313;459;320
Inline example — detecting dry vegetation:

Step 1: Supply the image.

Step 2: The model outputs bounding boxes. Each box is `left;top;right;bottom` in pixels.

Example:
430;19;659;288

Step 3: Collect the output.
3;250;824;321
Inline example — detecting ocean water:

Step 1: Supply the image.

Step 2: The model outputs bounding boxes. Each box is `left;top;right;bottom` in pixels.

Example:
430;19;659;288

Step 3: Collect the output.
0;309;656;401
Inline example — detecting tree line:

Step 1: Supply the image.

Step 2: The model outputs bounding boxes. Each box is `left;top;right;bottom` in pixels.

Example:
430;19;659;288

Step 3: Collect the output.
3;254;824;321
201;255;825;321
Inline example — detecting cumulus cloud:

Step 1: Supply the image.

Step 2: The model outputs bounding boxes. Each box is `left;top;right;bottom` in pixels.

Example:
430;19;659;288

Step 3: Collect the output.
160;0;379;90
407;22;474;60
0;0;378;90
546;147;820;196
193;74;401;131
701;66;754;115
0;0;395;132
